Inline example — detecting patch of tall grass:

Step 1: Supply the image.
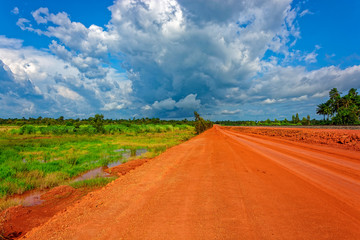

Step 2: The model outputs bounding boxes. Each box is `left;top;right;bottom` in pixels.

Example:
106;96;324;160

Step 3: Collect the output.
0;124;195;199
68;177;117;189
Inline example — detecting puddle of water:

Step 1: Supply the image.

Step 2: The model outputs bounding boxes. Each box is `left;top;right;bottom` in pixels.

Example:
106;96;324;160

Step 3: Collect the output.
9;148;148;207
114;148;126;152
118;148;147;159
72;167;111;182
73;148;148;182
11;191;45;207
107;161;123;168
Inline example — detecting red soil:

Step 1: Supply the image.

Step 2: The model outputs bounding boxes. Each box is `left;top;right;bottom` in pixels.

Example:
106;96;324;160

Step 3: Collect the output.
228;126;360;151
17;126;360;239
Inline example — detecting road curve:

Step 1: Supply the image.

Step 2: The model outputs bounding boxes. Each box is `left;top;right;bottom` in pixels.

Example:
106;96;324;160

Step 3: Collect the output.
23;126;360;239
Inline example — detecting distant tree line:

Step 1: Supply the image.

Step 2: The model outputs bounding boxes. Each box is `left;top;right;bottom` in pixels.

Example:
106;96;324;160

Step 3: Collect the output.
215;113;314;127
0;115;192;127
316;88;360;125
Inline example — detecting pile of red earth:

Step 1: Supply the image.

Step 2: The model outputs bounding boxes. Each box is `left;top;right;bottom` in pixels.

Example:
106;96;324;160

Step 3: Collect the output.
228;127;360;151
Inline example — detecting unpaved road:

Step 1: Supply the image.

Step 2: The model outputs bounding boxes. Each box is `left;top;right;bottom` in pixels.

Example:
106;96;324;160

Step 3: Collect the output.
22;126;360;239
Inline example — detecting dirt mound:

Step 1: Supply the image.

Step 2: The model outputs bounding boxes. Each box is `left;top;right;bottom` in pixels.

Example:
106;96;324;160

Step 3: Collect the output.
228;126;360;151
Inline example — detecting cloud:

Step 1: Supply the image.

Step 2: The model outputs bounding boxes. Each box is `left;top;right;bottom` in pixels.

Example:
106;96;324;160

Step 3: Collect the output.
304;51;318;63
11;7;19;15
101;102;126;111
262;99;277;104
0;35;23;49
16;1;300;110
152;98;176;110
56;86;83;100
0;36;132;118
291;95;308;101
175;94;201;109
145;94;201;118
299;9;313;17
220;109;242;115
151;94;201;111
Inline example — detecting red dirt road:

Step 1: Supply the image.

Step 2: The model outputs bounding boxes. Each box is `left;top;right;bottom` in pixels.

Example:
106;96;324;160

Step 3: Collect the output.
22;126;360;239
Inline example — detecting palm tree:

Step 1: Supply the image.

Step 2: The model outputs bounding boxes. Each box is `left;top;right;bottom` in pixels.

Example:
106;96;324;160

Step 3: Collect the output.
323;101;332;120
340;95;352;108
348;88;358;98
316;103;326;120
329;88;341;114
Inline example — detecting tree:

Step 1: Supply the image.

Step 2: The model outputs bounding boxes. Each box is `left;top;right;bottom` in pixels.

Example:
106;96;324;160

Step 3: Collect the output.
323;101;332;120
332;105;358;125
317;88;360;124
329;88;341;114
316;103;326;121
301;117;308;125
194;111;212;134
91;114;105;133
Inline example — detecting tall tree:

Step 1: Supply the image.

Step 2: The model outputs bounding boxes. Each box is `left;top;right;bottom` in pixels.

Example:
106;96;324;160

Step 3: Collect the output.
92;114;105;133
316;103;326;120
317;88;360;124
329;88;341;114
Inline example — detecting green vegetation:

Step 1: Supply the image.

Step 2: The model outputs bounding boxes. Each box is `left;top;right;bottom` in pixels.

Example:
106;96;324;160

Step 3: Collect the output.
194;111;213;134
0;116;192;128
69;177;117;189
0;122;195;199
8;123;192;136
216;114;314;126
317;88;360;125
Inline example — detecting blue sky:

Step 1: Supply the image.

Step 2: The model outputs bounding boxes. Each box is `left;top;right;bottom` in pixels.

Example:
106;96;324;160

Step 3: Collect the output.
0;0;360;120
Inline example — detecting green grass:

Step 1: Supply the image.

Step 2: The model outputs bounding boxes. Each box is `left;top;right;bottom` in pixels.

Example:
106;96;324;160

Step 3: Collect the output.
0;124;195;199
69;177;117;189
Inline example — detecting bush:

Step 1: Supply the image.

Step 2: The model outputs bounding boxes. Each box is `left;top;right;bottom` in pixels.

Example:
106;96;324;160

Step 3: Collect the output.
19;125;37;134
194;112;213;134
77;125;97;135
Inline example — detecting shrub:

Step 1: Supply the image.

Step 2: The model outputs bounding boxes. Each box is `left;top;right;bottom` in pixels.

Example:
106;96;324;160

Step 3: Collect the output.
194;111;213;134
19;125;37;135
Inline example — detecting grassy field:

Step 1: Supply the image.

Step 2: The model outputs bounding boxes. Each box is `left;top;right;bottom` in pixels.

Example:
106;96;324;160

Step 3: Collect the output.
0;124;195;201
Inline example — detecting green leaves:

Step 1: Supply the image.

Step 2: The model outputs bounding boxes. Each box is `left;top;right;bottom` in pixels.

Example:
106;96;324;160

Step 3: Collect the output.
194;111;213;134
317;88;360;125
